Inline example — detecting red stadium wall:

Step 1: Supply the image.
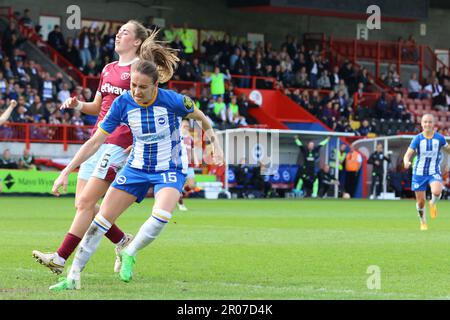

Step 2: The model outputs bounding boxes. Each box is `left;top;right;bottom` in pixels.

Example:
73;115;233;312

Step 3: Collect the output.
234;89;318;129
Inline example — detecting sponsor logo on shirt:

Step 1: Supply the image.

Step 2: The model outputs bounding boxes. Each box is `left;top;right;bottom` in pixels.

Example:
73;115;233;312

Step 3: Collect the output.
100;82;126;95
138;129;170;144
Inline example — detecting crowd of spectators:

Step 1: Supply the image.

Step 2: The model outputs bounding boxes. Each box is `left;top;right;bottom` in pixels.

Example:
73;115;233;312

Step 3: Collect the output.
0;11;97;141
5;10;450;138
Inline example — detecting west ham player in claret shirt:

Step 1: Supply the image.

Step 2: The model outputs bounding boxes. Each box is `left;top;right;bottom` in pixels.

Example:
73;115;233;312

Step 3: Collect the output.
32;21;179;276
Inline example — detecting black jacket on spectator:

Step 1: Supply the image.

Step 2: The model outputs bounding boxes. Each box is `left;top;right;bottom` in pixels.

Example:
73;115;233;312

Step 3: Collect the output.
48;30;66;51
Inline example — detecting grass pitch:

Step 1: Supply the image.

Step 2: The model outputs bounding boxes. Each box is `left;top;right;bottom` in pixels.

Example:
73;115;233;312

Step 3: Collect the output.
2;197;450;300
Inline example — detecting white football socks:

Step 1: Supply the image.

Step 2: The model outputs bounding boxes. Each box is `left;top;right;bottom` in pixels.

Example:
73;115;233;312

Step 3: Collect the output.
68;214;111;281
416;203;426;223
431;194;441;205
125;209;172;257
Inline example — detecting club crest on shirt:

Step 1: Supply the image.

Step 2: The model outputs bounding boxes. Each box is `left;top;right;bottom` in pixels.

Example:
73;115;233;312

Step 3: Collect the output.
157;117;166;126
183;96;193;110
120;72;130;80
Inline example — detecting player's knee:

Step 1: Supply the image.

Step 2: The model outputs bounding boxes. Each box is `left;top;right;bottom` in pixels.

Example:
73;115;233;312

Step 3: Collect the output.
75;194;98;213
417;199;425;207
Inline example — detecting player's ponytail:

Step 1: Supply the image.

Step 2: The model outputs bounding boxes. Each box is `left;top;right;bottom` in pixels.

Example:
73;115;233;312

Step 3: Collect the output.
128;20;179;83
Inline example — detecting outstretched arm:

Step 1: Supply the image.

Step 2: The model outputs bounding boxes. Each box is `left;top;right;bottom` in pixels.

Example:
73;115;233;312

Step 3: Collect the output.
60;92;102;115
52;129;108;195
294;135;302;147
319;136;331;146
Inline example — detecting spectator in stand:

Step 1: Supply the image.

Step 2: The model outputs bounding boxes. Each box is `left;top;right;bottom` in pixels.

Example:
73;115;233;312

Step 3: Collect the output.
78;27;92;68
404;35;418;62
3;59;16;80
163;24;177;43
101;27;116;61
80;87;97;125
375;91;389;119
425;77;445;110
174;58;191;81
47;25;66;52
251;51;265;77
40;72;55;101
212;96;227;125
391;92;411;120
0;149;18;169
330;65;341;90
12;103;33;123
229;47;241;72
437;66;450;86
190;57;203;82
57;82;71;103
83;60;100;76
294;66;309;88
2;21;21;61
15;59;30;85
358;119;373;136
90;39;103;67
0;72;7;95
63;37;81;68
71;110;87;140
317;69;331;90
29;95;49;122
237;93;257;125
227;96;247;126
179;22;195;60
293;52;307;73
170;35;185;58
339;61;353;84
217;33;232;68
202;35;220;67
234;49;251;88
25;60;41;90
18;148;36;170
204;66;231;99
308;54;320;89
19;9;34;29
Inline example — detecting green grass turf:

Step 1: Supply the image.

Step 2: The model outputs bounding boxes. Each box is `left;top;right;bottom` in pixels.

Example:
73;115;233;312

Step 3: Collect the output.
2;197;450;300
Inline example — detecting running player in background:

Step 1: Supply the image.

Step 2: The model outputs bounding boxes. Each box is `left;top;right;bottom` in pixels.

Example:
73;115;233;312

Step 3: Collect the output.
403;113;450;230
32;21;179;275
49;60;223;290
177;119;200;211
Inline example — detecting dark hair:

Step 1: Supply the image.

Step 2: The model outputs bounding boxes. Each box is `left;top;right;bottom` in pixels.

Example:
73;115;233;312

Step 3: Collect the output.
131;60;159;83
